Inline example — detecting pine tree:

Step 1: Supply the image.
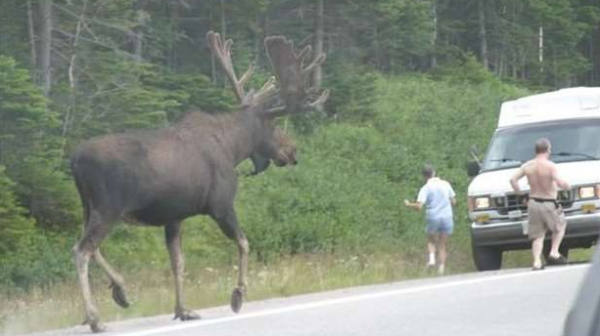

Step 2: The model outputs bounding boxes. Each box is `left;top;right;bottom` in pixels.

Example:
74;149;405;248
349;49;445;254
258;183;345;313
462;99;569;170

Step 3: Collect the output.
0;166;36;257
0;56;80;229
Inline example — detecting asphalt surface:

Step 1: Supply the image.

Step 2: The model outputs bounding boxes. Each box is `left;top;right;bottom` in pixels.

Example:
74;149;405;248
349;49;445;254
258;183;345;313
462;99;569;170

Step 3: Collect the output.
27;264;588;336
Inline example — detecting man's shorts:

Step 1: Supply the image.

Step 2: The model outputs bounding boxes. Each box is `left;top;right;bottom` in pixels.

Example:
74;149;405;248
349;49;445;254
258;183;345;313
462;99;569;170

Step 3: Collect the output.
426;216;454;235
527;199;566;240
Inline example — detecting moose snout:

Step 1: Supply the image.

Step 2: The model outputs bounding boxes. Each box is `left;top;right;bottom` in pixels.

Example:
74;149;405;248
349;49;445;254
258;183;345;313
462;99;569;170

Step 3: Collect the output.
286;152;298;166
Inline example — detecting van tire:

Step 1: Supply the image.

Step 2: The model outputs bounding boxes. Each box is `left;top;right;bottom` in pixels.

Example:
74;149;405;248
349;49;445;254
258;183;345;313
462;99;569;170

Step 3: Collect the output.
472;245;502;271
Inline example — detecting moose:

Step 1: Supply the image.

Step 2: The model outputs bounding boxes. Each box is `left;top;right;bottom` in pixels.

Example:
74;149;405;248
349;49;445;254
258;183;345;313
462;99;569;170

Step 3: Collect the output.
70;31;328;333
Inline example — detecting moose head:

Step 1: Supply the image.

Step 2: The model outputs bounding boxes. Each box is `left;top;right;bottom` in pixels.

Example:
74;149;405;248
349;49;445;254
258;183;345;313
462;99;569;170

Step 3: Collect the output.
206;31;328;171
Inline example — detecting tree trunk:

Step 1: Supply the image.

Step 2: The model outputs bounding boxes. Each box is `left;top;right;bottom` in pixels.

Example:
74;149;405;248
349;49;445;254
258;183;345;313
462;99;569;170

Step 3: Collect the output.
220;0;227;38
210;8;217;83
254;14;262;66
39;0;53;97
498;49;504;77
590;33;595;84
478;0;489;70
430;0;438;69
374;25;381;70
168;1;179;69
313;0;324;90
128;1;147;63
27;0;37;73
539;26;544;73
63;0;87;139
133;11;145;62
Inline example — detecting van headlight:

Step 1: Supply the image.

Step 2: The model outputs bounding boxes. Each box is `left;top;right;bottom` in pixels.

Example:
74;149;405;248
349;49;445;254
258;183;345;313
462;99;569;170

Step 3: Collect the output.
474;197;491;209
579;186;597;199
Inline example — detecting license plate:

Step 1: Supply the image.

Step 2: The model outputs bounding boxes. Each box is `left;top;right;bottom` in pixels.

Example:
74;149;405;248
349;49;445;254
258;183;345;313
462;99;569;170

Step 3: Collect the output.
522;221;529;235
582;204;596;213
508;210;523;219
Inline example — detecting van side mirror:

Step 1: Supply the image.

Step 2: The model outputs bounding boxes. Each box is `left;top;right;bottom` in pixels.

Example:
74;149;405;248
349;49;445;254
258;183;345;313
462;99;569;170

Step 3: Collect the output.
467;161;480;177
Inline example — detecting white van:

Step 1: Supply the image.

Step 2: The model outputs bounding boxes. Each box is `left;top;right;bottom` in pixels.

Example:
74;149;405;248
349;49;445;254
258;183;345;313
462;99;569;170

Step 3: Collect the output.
467;87;600;271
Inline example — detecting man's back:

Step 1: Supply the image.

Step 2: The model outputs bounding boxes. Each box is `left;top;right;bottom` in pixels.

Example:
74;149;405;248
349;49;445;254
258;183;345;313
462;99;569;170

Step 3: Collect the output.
522;158;557;199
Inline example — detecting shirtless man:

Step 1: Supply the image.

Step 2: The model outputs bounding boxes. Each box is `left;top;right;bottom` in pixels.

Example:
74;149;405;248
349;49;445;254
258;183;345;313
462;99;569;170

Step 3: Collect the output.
510;138;570;270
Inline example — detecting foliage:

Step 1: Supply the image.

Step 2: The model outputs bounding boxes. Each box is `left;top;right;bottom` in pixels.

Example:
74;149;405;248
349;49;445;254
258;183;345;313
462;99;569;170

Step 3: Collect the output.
324;59;378;121
0;166;36;262
143;72;235;118
0;0;589;293
0;56;80;229
0;166;75;290
234;75;530;261
374;0;436;72
68;58;174;136
431;53;501;85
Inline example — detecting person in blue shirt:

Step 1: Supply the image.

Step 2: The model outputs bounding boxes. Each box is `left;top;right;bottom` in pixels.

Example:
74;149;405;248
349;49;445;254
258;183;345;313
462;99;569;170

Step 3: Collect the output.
405;164;457;275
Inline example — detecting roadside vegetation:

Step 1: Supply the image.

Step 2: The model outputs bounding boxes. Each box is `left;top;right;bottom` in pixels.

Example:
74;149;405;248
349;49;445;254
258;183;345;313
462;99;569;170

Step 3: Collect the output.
1;64;532;334
2;0;599;333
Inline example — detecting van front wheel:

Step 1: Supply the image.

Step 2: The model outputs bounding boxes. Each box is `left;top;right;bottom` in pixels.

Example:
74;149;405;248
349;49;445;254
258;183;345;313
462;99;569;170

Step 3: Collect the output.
472;245;502;271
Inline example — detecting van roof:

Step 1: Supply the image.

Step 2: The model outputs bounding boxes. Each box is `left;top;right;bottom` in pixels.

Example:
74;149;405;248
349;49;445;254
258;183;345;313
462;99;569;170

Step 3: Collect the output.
498;87;600;128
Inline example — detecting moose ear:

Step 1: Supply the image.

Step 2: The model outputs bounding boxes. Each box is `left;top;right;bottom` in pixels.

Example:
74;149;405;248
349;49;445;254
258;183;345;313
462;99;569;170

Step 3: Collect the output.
241;90;256;108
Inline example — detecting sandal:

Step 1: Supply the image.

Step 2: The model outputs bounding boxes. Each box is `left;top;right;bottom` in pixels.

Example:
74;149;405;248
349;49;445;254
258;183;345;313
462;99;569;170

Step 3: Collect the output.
547;255;568;266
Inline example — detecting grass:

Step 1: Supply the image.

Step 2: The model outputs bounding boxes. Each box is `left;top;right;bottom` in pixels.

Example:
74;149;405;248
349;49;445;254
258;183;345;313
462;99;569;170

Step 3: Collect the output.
1;249;475;335
0;245;593;335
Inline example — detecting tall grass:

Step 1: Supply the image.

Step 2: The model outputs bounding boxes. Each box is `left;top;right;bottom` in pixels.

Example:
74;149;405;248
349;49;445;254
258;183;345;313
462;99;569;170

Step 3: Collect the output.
1;247;592;335
1;251;477;335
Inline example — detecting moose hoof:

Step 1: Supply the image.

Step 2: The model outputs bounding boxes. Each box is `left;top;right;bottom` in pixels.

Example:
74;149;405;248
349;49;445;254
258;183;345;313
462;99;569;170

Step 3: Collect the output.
83;314;106;333
230;288;244;314
110;282;130;308
90;321;107;333
174;309;201;321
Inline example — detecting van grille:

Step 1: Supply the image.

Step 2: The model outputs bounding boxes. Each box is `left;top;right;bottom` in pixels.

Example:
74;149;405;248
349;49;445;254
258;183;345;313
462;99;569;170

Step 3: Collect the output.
495;194;528;215
494;190;573;215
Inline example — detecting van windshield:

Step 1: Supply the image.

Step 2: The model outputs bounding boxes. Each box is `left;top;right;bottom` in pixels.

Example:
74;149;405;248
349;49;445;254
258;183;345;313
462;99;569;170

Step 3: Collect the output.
481;119;600;172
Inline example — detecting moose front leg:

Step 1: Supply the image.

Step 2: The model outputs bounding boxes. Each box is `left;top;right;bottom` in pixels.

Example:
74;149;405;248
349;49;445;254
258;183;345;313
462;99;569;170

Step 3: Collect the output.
232;233;249;313
165;221;200;321
93;250;130;309
212;209;249;313
74;210;113;333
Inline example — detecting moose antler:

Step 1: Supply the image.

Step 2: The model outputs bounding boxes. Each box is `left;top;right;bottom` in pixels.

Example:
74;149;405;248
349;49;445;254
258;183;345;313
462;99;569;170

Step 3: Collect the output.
264;36;329;116
207;31;328;115
206;31;277;106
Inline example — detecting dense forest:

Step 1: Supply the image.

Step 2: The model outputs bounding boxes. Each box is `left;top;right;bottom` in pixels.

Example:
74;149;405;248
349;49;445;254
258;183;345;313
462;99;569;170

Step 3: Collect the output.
0;0;599;292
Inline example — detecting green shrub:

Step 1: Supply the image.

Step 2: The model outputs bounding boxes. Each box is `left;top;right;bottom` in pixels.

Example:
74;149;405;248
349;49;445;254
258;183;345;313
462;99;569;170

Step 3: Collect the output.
0;69;533;290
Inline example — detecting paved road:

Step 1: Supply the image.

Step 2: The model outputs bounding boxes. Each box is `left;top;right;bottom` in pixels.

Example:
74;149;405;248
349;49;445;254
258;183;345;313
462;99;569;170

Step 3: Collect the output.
31;264;588;336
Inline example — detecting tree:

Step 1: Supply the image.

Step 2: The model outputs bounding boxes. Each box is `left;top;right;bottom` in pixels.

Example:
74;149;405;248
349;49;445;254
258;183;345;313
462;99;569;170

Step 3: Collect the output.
0;166;36;258
0;56;79;229
39;0;53;96
374;0;436;72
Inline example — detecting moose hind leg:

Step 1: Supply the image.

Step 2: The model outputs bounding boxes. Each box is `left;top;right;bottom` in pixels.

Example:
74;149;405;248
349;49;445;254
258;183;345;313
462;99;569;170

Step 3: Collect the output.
212;210;249;314
165;222;200;321
93;251;130;308
74;211;113;333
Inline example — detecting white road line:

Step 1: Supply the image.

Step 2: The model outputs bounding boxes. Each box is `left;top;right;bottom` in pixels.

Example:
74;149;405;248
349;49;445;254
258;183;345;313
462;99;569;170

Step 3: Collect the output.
113;265;588;336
